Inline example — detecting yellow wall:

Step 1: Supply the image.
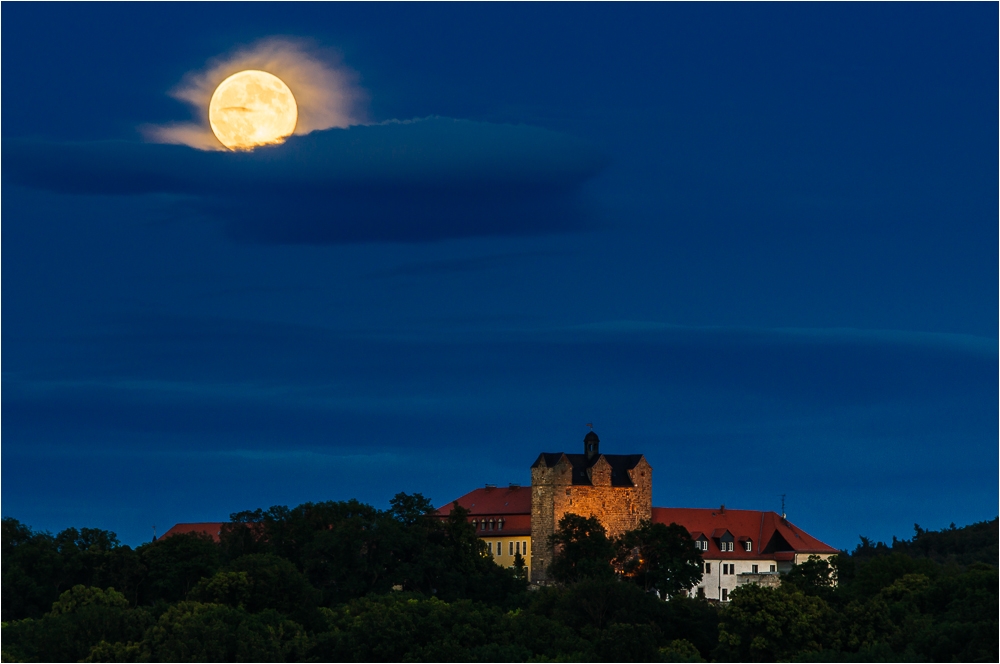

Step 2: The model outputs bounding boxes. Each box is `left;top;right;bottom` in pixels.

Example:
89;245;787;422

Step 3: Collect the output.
481;536;532;579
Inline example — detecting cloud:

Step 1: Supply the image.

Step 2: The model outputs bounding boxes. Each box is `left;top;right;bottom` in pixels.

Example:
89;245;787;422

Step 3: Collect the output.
143;37;367;150
3;117;609;243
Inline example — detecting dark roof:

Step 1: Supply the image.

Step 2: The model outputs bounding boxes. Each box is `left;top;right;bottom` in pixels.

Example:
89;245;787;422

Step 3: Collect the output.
160;522;225;542
584;431;600;443
532;452;644;486
435;485;532;517
652;508;838;558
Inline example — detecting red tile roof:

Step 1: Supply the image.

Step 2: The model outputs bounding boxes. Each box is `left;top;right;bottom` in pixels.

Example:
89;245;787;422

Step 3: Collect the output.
435;485;532;517
436;486;532;536
652;508;838;559
159;522;225;543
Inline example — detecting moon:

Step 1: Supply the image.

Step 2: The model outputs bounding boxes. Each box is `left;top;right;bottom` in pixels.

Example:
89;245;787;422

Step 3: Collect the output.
209;70;297;150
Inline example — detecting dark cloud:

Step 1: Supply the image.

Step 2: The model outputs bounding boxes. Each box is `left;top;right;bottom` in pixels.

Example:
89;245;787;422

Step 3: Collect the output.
3;118;608;243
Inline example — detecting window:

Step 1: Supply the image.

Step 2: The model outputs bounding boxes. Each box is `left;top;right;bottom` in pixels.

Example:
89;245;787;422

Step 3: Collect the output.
722;588;728;602
722;564;728;575
515;541;520;555
498;519;504;531
481;521;486;531
770;564;776;573
752;564;758;574
704;563;711;574
523;541;527;555
509;541;514;556
471;519;477;529
744;540;752;552
727;542;734;552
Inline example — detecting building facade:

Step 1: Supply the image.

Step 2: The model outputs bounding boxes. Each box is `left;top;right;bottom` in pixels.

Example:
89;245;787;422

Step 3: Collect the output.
436;430;838;597
434;483;535;578
651;507;837;602
528;431;652;583
164;432;838;600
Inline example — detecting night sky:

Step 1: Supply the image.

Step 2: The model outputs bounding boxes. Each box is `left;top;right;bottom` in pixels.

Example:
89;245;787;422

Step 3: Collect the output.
3;3;996;549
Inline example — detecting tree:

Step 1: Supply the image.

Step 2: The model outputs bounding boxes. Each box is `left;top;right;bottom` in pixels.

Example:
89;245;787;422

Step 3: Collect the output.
1;586;152;663
2;518;62;620
137;532;220;604
615;520;703;598
190;553;320;617
782;554;837;600
716;584;834;662
141;601;308;662
547;513;616;584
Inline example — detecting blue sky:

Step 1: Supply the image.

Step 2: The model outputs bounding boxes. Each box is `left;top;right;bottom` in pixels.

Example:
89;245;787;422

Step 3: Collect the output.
2;3;996;549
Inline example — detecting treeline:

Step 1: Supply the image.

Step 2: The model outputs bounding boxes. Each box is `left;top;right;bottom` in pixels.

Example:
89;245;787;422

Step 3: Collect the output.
1;496;996;662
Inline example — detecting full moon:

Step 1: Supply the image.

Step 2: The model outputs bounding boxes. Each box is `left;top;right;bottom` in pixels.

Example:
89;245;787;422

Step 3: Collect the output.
209;70;297;150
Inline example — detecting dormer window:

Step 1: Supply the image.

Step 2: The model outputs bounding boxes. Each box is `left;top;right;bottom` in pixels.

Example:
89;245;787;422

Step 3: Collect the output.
498;519;504;531
744;540;752;552
716;530;735;552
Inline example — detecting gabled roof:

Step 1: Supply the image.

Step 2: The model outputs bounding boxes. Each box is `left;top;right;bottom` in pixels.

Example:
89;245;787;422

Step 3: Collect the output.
532;452;645;487
435;485;532;517
160;522;225;543
652;508;838;559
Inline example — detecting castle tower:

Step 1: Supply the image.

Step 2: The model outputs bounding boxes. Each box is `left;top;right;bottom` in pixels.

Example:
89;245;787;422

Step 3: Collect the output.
529;432;652;583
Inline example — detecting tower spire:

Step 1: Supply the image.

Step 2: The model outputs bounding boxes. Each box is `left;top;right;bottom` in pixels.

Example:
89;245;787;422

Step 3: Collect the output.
584;429;600;460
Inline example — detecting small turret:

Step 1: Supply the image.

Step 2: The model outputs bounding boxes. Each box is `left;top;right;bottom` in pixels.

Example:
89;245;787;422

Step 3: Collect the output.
584;431;600;460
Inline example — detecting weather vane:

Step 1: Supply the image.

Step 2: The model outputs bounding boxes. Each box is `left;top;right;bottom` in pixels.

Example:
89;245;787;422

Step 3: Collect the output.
585;422;593;430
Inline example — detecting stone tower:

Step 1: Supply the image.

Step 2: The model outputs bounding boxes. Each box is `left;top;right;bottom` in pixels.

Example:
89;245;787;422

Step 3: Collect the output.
529;432;652;583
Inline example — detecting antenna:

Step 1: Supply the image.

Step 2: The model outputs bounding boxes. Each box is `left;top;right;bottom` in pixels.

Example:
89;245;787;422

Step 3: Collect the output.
780;494;786;520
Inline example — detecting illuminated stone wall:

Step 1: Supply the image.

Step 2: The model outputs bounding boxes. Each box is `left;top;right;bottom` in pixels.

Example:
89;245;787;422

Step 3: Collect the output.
530;455;652;583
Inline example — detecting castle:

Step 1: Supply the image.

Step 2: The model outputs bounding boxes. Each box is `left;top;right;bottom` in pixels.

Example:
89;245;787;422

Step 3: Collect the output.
437;430;838;599
160;430;839;601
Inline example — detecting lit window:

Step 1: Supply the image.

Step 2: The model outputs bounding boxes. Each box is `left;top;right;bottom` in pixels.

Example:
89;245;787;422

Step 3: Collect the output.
751;564;758;573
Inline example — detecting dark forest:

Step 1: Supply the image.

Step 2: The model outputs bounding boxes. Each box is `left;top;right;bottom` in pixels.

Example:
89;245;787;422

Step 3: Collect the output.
2;496;996;662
